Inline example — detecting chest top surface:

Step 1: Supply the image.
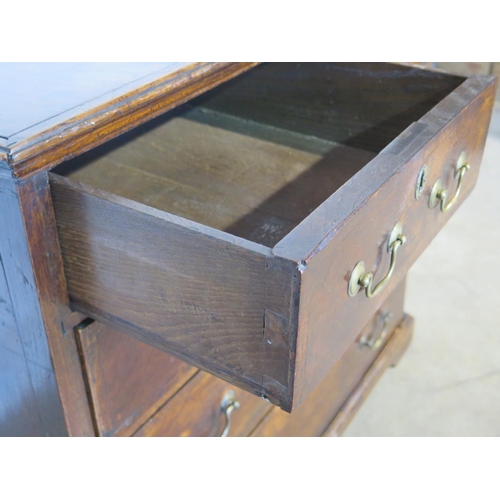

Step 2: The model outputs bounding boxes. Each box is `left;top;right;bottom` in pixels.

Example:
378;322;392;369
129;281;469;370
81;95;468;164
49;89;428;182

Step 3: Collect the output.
0;62;257;178
0;63;187;141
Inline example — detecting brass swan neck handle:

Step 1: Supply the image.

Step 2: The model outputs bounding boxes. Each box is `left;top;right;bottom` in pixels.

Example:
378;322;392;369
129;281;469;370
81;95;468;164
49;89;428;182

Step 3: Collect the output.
348;222;406;299
429;152;471;213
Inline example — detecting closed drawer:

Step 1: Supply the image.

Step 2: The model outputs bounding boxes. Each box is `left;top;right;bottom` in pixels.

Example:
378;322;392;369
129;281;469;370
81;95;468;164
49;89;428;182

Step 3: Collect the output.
134;370;271;437
49;63;497;412
251;280;407;436
75;321;197;437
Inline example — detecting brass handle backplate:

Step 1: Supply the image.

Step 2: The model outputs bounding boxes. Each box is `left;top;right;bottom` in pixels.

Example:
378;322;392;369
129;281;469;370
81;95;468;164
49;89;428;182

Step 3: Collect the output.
429;152;471;213
360;311;392;349
219;390;240;437
348;222;406;299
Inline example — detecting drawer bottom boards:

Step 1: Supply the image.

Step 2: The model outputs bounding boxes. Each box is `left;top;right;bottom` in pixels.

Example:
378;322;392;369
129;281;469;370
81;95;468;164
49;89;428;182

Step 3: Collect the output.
76;282;412;437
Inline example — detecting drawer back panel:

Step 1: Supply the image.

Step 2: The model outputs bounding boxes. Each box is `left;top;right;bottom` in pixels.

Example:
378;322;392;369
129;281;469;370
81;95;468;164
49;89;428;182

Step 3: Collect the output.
190;62;464;152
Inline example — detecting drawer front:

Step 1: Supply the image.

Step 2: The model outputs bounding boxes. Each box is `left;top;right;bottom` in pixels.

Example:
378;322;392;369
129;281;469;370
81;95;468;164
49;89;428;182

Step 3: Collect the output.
134;371;271;437
278;76;497;409
251;280;407;437
76;321;197;436
49;65;497;413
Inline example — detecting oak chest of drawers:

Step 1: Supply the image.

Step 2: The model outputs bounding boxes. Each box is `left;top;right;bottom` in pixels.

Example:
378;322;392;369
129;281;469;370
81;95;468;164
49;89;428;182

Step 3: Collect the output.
0;62;496;436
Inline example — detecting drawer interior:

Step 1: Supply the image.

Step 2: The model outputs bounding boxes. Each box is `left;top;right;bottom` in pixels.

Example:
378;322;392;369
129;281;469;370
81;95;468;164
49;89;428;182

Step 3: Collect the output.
53;63;463;247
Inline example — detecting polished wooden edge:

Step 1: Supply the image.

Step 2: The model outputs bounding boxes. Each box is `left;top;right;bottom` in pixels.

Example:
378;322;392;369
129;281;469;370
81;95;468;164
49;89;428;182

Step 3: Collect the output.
4;62;259;179
322;313;414;437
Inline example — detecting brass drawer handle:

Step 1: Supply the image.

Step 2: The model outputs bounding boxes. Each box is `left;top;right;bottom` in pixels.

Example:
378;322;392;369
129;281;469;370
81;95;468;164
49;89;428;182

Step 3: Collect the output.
348;222;406;298
429;152;471;213
220;390;240;437
360;311;392;349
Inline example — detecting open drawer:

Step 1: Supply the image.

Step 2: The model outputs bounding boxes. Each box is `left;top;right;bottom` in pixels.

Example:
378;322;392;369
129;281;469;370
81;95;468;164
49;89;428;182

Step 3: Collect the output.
49;63;497;412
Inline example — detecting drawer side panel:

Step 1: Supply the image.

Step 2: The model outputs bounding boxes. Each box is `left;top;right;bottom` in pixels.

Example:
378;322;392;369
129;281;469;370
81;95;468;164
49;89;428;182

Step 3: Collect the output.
50;174;293;407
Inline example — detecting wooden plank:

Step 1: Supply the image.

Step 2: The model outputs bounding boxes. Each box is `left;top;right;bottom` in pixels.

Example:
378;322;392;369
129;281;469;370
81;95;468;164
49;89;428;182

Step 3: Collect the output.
1;62;258;178
323;314;414;437
50;61;463;248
